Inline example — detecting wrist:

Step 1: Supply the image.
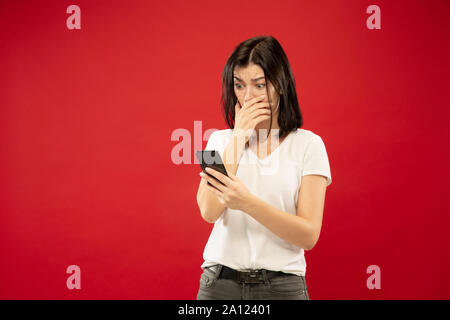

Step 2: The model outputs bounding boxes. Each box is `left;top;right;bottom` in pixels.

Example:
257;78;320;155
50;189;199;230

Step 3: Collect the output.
232;130;248;150
241;192;259;215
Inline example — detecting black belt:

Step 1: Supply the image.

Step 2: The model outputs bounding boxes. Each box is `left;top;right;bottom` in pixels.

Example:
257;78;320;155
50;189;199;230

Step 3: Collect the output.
217;265;287;284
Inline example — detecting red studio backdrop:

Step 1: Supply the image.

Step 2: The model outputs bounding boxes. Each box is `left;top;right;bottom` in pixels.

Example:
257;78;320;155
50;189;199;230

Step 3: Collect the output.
0;0;449;300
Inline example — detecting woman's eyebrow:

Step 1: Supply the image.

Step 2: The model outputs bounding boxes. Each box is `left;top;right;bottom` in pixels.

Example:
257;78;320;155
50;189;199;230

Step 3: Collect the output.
233;76;265;82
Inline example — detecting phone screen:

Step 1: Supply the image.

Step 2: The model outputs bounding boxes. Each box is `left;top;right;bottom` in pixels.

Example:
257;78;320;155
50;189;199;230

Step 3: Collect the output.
195;150;229;187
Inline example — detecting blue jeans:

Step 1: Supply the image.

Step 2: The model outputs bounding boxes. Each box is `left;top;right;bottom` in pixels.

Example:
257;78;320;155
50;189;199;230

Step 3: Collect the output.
196;264;310;300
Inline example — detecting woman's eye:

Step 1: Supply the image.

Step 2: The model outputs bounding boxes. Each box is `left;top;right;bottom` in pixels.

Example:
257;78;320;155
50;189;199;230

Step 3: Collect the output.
234;84;265;89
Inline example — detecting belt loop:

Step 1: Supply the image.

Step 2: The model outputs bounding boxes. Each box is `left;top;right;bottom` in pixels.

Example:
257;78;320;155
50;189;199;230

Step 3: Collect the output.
261;270;269;285
215;264;223;279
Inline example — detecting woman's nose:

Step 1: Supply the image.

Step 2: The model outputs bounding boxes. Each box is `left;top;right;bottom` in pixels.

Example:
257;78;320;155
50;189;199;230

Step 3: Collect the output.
244;90;257;100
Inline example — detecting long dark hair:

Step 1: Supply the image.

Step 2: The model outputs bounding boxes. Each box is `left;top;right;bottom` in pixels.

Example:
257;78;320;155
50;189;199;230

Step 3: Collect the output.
220;35;303;140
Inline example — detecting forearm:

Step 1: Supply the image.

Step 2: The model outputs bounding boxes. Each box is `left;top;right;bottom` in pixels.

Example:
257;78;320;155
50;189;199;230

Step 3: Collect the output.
242;194;316;250
222;132;246;177
197;178;225;223
197;133;246;223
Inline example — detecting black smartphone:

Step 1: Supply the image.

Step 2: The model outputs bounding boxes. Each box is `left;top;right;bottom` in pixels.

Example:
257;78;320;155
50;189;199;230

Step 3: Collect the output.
195;150;229;187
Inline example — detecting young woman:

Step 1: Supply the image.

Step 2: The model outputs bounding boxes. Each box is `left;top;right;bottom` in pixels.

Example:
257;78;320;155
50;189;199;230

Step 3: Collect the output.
196;35;332;300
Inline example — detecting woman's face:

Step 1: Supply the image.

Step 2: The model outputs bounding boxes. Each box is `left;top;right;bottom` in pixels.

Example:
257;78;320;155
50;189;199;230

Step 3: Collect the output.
233;63;281;117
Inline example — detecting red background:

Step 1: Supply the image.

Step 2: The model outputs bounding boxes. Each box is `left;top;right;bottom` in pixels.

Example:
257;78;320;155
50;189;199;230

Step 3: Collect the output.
1;0;449;299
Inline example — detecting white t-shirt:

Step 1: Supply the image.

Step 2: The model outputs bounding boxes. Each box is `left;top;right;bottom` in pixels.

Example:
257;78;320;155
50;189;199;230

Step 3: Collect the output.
200;128;332;276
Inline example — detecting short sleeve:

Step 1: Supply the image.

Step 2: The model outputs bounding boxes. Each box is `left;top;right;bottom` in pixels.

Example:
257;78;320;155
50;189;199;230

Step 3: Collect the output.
204;130;225;158
302;134;332;186
205;130;218;150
